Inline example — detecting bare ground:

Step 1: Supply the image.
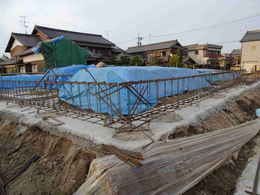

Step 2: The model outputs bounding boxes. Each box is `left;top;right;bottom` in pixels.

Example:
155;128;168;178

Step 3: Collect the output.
0;75;260;194
0;122;95;195
175;87;260;195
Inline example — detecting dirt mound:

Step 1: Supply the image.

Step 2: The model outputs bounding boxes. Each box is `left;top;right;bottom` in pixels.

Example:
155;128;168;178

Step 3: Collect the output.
0;121;95;195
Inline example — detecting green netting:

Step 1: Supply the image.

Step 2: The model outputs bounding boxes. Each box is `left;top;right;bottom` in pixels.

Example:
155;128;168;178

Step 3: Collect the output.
40;38;91;69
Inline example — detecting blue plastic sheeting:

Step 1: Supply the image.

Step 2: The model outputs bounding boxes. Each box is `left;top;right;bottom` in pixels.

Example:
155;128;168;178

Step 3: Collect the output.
59;66;239;116
196;69;241;83
0;74;44;89
196;69;222;73
67;66;204;83
32;36;65;54
0;64;96;90
44;64;96;82
0;74;43;81
205;71;240;83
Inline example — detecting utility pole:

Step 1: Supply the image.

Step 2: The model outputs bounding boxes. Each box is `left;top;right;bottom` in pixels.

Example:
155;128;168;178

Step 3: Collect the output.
20;16;29;34
137;34;143;47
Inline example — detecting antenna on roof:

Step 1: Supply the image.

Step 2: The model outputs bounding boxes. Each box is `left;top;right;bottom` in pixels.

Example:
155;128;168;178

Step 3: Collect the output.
137;33;143;47
19;16;29;34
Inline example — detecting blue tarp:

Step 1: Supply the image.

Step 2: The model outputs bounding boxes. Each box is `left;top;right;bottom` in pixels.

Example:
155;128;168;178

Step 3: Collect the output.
32;36;65;54
196;69;222;73
58;66;240;116
0;64;96;89
0;74;44;89
44;64;96;82
0;65;240;116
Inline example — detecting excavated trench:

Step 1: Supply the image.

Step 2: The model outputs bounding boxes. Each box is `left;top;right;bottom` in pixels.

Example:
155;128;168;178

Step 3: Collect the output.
0;122;96;195
0;83;260;194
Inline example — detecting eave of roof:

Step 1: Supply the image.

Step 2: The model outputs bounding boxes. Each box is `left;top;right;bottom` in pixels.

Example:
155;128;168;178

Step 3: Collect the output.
186;43;222;50
0;58;20;66
126;40;181;54
5;33;41;52
241;30;260;42
33;25;115;47
17;38;95;58
231;49;241;55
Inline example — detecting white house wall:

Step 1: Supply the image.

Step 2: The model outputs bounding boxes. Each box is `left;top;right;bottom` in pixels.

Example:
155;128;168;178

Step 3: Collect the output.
22;54;44;63
11;39;23;50
241;40;260;72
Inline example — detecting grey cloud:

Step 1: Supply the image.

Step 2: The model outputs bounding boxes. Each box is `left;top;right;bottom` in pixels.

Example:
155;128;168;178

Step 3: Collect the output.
1;0;260;54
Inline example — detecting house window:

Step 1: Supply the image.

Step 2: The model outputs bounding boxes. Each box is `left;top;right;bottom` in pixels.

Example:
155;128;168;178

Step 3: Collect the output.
20;66;26;73
161;51;166;57
195;50;198;55
32;64;38;73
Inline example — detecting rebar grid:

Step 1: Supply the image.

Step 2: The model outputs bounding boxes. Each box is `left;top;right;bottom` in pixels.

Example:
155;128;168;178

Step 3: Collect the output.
0;71;243;132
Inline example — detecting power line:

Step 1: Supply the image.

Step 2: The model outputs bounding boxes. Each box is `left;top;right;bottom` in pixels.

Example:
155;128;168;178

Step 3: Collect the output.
116;12;260;45
151;13;260;38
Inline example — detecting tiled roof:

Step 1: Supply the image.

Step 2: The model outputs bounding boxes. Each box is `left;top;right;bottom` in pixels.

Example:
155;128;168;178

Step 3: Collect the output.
112;46;125;54
187;54;204;65
241;30;260;42
185;44;222;50
33;25;115;46
126;40;181;54
0;57;20;66
231;49;241;55
5;33;41;52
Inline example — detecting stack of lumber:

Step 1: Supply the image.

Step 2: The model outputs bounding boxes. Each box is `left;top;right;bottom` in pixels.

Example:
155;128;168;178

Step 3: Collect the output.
75;120;260;195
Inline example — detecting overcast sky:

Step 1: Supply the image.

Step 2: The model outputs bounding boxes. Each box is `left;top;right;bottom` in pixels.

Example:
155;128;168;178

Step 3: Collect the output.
1;0;260;55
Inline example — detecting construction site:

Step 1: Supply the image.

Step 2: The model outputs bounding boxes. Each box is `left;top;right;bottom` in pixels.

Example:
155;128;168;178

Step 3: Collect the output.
0;63;259;195
1;0;260;193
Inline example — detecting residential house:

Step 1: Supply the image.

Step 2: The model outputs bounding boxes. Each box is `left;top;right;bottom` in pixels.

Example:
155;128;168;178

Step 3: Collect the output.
218;54;233;70
185;44;222;68
241;30;260;72
126;40;185;65
1;25;121;73
230;49;241;71
231;49;241;65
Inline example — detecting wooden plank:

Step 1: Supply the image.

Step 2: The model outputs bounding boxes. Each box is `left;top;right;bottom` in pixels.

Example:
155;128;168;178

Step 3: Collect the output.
75;119;260;195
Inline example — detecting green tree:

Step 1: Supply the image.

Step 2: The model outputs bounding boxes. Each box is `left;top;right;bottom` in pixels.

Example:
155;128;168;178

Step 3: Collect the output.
169;54;181;67
119;55;130;65
149;56;161;65
176;49;183;65
130;56;144;66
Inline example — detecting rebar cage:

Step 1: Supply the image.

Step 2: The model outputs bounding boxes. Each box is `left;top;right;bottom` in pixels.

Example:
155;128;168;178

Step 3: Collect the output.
0;71;241;132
